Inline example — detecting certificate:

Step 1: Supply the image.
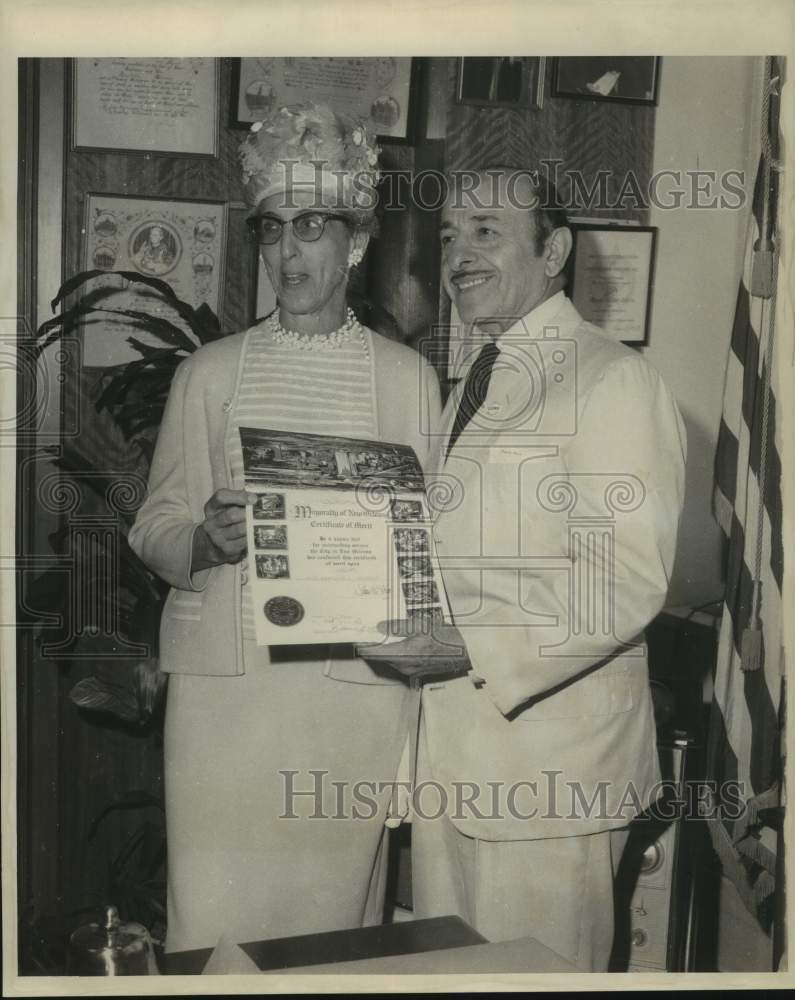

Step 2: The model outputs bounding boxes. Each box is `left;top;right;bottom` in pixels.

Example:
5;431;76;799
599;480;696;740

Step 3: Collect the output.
233;57;416;140
72;57;219;156
239;427;452;645
570;224;657;344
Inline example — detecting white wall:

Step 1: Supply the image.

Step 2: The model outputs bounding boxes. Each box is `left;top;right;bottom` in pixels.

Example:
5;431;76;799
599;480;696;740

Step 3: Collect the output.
643;56;762;607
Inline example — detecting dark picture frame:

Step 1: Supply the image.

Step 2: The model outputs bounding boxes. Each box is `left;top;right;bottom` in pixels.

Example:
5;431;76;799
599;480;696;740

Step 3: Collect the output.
569;223;657;345
553;57;660;106
229;57;420;144
456;57;546;109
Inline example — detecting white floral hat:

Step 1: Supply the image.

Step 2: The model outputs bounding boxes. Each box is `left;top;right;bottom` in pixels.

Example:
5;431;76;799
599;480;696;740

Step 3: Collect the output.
239;102;381;216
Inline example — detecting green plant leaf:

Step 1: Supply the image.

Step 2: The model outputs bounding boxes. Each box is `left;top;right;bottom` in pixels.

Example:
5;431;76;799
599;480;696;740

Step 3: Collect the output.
192;301;224;343
95;360;181;434
136;438;154;466
69;677;141;724
51;270;179;311
88;789;165;840
111;825;148;878
118;412;169;439
134;660;167;717
36;304;169;359
124;338;185;362
113;309;198;353
40;270;224;357
98;364;179;409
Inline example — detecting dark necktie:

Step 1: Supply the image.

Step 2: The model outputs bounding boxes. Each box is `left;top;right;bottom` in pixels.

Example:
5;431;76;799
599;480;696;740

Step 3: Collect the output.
445;340;500;459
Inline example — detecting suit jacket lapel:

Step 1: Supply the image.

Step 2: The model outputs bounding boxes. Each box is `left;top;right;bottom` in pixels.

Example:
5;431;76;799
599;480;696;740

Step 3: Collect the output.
439;296;583;467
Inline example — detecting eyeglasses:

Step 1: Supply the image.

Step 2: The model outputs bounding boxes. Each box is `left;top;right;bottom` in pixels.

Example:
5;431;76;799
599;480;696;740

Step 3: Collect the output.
247;211;352;245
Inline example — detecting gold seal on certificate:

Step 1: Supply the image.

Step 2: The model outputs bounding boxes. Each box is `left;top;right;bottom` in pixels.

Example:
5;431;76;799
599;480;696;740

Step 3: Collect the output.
239;426;452;645
263;596;305;627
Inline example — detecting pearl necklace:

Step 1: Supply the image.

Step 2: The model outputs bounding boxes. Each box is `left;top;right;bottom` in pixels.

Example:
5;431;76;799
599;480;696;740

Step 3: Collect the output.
267;307;367;353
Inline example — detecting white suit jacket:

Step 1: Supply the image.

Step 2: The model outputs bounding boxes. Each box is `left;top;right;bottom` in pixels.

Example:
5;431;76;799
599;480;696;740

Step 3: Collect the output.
421;293;687;840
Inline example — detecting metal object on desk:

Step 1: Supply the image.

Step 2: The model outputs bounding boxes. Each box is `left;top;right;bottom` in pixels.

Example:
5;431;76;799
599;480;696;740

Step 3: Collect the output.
68;905;159;975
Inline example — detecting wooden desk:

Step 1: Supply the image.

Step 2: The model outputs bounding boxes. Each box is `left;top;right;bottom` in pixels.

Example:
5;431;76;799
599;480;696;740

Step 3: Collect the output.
284;936;578;974
160;915;487;975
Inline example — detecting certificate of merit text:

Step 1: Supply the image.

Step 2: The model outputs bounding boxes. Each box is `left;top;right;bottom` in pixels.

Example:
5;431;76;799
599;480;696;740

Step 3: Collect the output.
239;426;452;645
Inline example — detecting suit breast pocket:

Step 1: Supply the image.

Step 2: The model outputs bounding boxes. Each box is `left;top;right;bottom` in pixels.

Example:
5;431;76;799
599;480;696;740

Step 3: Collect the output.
516;669;636;721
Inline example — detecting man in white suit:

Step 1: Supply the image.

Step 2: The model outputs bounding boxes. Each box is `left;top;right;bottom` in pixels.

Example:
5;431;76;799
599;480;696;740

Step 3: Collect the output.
363;166;686;970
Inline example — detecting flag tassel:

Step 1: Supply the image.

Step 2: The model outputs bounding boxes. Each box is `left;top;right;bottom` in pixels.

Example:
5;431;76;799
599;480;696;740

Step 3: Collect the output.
741;624;763;671
741;579;764;671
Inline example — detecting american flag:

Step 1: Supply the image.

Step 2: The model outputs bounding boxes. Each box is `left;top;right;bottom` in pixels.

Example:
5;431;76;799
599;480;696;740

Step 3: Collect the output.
707;58;785;933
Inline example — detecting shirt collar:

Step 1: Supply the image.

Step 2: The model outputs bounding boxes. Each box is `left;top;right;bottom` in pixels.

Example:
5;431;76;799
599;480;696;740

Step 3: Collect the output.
489;290;567;343
449;291;569;381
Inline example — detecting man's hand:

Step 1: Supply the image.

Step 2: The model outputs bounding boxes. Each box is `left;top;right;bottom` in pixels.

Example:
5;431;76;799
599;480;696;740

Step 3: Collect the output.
191;488;258;571
357;619;471;682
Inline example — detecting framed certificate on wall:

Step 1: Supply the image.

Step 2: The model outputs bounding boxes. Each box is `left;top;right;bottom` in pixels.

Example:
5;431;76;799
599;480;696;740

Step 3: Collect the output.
80;192;228;366
72;57;219;156
569;224;657;345
231;57;418;142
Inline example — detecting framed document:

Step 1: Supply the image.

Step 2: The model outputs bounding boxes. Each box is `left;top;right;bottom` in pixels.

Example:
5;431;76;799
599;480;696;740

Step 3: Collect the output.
72;57;219;156
239;426;452;645
81;193;228;366
552;57;660;105
569;224;657;345
231;57;418;142
457;57;546;110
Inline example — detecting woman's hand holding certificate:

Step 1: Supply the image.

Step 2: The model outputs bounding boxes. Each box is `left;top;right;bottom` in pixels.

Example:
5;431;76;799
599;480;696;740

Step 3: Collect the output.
191;488;258;571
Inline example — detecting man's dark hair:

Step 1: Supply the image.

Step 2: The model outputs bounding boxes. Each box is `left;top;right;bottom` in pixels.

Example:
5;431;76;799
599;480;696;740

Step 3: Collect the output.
478;163;569;254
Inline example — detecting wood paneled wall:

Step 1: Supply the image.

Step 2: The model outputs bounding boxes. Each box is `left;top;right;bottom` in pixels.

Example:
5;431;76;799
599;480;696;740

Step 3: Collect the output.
445;58;655;224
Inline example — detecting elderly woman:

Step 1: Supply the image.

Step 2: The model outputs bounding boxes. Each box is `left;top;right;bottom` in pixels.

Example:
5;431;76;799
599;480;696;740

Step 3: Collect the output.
128;104;441;953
